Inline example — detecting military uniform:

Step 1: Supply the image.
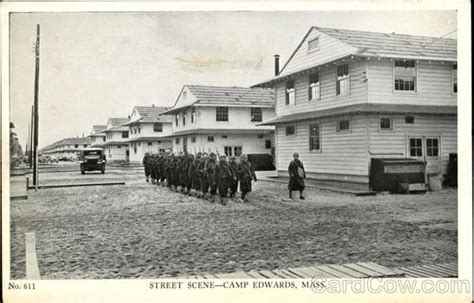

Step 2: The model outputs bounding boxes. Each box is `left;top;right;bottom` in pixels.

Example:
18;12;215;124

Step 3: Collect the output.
143;152;151;182
214;156;233;205
228;156;239;198
237;155;257;201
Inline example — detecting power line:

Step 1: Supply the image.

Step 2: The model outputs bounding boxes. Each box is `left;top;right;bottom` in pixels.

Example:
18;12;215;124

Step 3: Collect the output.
422;29;457;48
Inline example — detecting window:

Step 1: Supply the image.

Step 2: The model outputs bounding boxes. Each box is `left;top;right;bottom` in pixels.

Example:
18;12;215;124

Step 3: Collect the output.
258;134;264;139
308;37;319;52
148;142;153;146
265;140;272;149
250;107;263;122
405;116;415;124
74;144;79;148
207;136;214;142
452;63;457;93
117;145;121;149
175;138;180;144
83;144;87;148
138;142;141;146
309;124;321;151
183;110;187;125
285;80;295;105
122;131;129;138
426;138;439;157
191;137;196;143
175;114;179;126
133;143;137;154
216;107;228;121
394;60;416;91
191;107;196;123
336;64;350;95
409;138;423;157
138;127;141;134
224;146;233;156
380;117;392;130
337;119;350;132
234;146;242;157
222;135;228;139
285;125;295;136
309;73;321;101
153;123;163;132
102;137;106;142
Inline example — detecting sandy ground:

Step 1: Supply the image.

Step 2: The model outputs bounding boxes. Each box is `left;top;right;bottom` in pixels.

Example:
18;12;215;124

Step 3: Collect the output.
10;167;457;279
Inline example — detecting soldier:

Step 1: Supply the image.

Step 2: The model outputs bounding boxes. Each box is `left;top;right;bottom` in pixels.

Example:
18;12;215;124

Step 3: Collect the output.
237;154;257;202
149;153;157;184
143;152;151;182
228;156;239;198
157;152;166;186
198;153;209;198
205;152;218;201
179;153;190;193
189;152;202;197
288;152;306;199
214;155;233;205
185;153;195;194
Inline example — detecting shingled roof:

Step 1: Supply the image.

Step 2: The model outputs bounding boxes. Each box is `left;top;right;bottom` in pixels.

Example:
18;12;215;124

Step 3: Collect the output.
108;118;129;128
41;137;91;152
163;85;275;115
314;26;456;61
128;106;173;123
91;125;106;134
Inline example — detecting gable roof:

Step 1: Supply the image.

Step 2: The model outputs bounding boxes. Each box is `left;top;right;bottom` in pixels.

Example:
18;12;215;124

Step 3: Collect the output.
129;106;173;124
314;26;456;62
91;125;106;134
256;26;457;87
41;137;91;151
162;85;275;115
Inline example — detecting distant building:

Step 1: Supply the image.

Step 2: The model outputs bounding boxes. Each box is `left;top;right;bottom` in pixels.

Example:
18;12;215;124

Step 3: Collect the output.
125;105;173;163
103;118;130;162
255;26;457;190
88;125;106;148
41;137;91;159
161;85;275;157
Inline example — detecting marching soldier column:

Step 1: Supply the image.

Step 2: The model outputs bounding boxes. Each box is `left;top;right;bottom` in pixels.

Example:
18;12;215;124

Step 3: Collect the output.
142;151;257;205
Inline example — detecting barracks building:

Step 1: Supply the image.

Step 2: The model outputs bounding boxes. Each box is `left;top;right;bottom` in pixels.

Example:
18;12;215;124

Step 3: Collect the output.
255;27;457;190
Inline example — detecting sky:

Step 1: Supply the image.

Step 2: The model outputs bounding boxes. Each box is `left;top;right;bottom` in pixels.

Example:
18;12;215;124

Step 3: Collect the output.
9;10;457;148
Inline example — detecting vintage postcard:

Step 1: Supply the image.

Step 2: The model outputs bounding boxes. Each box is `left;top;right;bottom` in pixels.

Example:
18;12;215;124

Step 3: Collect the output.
2;2;472;302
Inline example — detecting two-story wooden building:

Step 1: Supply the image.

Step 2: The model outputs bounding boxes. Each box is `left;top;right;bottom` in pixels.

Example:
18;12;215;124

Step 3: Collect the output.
88;125;106;148
256;27;457;190
103;118;130;162
125;105;173;163
41;137;91;160
161;85;275;156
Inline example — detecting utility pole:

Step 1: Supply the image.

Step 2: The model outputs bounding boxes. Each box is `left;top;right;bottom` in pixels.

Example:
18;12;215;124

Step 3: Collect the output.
29;105;34;168
32;24;40;188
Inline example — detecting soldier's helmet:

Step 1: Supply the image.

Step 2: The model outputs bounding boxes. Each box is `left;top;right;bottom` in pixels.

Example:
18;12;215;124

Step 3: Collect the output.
229;156;236;162
209;152;217;160
240;154;248;161
195;152;202;159
202;152;208;158
219;155;227;160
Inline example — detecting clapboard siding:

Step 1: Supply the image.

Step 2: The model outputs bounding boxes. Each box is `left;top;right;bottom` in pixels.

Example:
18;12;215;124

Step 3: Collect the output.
172;133;272;155
368;59;457;105
276;115;368;177
368;114;457;175
174;107;275;131
280;28;357;76
275;60;367;116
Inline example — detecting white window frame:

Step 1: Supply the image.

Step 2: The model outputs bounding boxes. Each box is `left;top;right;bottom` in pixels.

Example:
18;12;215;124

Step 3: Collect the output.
216;107;229;122
336;119;351;133
379;116;394;131
285;124;296;136
336;64;350;96
309;122;321;152
250;107;263;122
393;60;417;93
452;63;457;94
309;73;321;101
285;80;296;106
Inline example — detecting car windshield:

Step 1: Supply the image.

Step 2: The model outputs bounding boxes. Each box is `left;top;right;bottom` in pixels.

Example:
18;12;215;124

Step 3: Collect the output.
83;150;102;158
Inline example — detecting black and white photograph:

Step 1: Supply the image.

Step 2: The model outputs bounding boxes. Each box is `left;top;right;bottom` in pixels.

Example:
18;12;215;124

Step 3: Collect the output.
2;2;472;303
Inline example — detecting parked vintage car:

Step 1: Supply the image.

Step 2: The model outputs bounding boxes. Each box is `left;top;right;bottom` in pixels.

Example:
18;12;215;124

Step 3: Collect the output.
80;148;106;174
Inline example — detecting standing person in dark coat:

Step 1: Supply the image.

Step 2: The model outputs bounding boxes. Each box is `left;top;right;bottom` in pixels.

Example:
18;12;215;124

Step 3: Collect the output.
228;156;239;198
143;152;151;182
198;153;209;198
237;154;257;202
189;152;201;196
205;153;218;201
185;153;194;194
214;155;232;205
288;153;306;199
